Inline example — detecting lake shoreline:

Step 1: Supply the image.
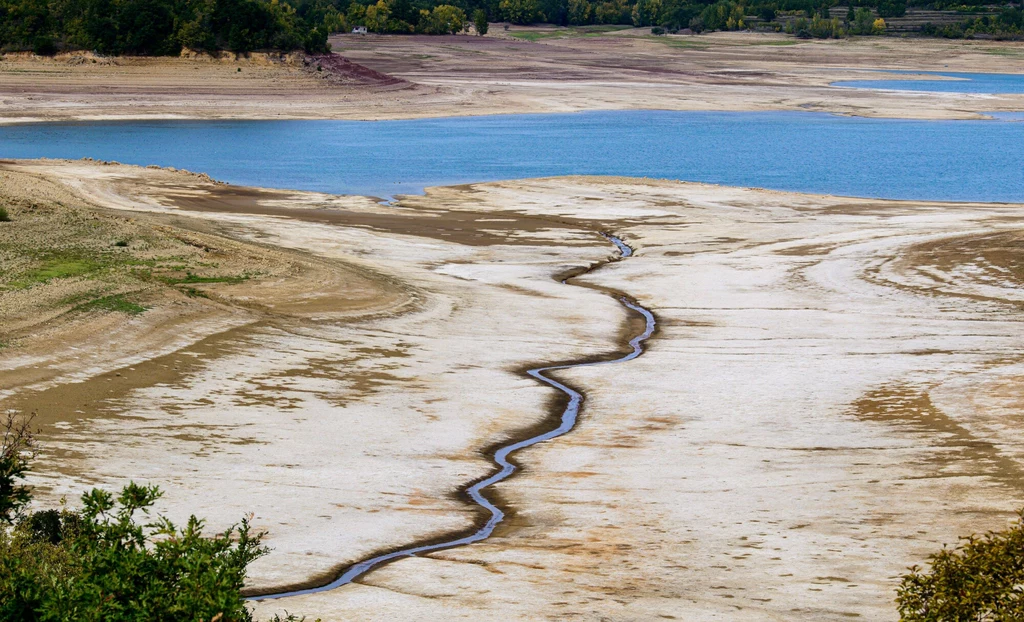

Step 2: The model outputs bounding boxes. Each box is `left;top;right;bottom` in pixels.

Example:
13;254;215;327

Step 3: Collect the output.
2;32;1024;124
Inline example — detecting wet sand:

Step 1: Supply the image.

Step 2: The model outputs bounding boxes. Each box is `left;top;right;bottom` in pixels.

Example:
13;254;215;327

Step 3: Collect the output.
4;161;1024;620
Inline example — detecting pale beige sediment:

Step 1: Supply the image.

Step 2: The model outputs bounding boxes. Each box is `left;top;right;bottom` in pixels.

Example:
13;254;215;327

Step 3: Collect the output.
252;179;1024;621
4;162;1024;620
0;159;626;594
0;161;409;403
3;31;1024;123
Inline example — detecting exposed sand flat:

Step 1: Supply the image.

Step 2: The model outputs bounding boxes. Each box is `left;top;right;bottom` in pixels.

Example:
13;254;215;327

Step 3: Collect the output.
3;162;1024;620
2;31;1024;123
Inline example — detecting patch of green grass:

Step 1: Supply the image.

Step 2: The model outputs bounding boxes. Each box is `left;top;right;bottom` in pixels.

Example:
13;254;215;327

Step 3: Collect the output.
986;47;1024;57
161;271;250;285
578;25;633;36
11;258;102;288
511;25;632;41
73;294;147;315
58;290;105;307
0;207;10;222
509;30;566;41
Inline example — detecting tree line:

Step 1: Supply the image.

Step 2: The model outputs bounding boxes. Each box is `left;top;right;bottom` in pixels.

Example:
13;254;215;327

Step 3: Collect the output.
265;0;1023;39
2;0;1021;57
0;0;332;55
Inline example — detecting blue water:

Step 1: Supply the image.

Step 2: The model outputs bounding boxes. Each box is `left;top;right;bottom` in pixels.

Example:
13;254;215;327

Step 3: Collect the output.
833;70;1024;93
2;110;1023;202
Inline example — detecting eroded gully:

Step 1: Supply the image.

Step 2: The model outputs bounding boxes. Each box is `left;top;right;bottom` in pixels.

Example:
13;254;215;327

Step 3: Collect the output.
250;233;655;601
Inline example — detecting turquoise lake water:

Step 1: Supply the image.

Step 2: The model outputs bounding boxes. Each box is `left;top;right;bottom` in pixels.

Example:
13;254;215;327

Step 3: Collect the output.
1;110;1023;201
832;71;1024;93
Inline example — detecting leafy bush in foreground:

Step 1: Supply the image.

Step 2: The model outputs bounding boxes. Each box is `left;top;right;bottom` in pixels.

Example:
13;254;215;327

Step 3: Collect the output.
897;512;1024;621
1;485;267;621
0;413;33;523
0;414;271;622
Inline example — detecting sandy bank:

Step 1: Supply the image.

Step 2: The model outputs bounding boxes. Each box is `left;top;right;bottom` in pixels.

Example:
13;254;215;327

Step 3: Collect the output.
2;32;1024;123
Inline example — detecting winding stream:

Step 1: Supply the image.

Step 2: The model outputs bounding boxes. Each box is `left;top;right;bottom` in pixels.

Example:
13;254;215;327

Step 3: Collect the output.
250;233;655;601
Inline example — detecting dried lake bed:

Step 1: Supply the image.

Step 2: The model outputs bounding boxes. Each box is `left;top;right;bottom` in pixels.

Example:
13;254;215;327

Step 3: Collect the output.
2;156;1024;620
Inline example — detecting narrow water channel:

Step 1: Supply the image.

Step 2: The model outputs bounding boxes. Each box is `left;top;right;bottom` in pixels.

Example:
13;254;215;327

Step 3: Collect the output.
250;233;655;601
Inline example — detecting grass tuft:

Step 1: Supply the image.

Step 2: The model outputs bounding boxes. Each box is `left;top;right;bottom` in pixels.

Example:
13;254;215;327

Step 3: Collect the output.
0;206;10;222
180;287;209;299
510;26;631;42
161;271;250;285
73;294;147;315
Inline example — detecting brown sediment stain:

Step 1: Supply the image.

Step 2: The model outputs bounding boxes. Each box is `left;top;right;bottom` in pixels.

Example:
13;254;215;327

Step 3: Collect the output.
812;202;924;216
501;283;556;299
863;228;1024;309
148;180;626;248
247;354;412;409
32;332;411;422
850;381;1024;489
908;229;1024;283
10;319;420;480
773;242;843;257
136;177;656;251
3;322;261;430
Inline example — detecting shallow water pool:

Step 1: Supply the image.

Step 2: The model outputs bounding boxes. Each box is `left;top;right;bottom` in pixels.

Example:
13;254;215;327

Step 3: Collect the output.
832;70;1024;94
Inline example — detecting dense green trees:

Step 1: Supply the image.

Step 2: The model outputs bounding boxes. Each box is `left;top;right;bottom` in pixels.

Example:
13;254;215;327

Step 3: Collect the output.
500;0;542;24
0;0;1015;68
418;4;467;32
2;0;991;52
921;7;1024;38
0;0;331;54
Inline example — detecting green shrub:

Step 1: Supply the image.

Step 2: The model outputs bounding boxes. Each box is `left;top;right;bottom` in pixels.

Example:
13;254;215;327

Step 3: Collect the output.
0;207;10;222
0;414;273;622
897;512;1024;620
0;414;34;524
473;8;489;34
0;484;266;622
